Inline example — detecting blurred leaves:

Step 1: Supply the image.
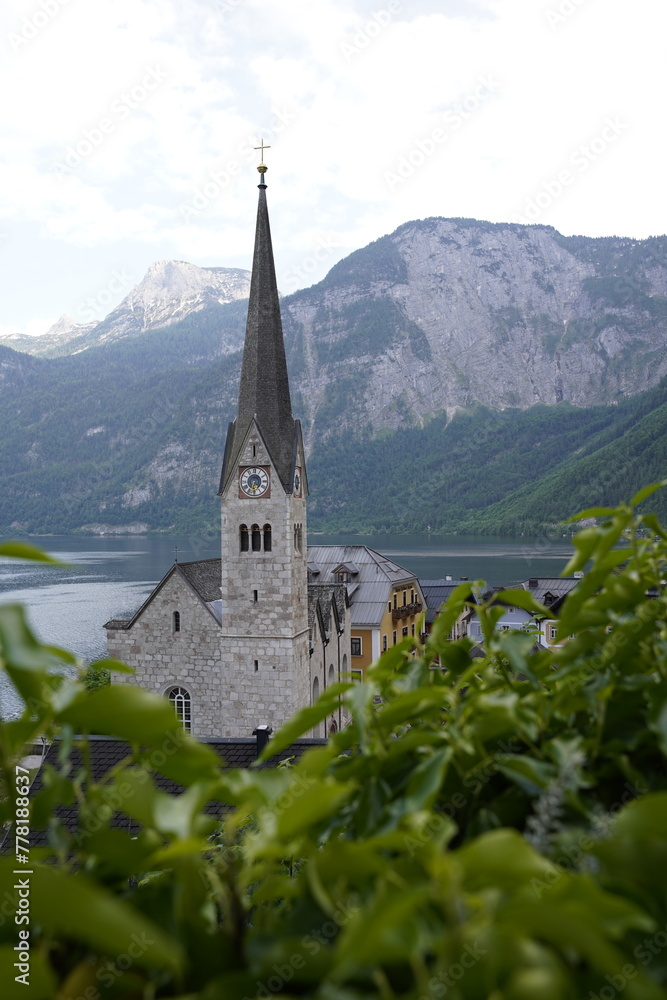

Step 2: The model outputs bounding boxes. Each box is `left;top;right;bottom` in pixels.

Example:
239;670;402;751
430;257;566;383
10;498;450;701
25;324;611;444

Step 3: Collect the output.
3;486;667;997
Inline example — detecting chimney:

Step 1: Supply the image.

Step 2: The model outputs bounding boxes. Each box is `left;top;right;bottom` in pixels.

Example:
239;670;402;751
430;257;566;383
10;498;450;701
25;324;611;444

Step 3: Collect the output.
529;577;538;588
253;724;273;757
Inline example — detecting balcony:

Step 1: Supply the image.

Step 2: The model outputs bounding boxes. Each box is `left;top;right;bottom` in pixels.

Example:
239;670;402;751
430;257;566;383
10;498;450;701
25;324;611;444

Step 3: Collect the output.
392;602;423;621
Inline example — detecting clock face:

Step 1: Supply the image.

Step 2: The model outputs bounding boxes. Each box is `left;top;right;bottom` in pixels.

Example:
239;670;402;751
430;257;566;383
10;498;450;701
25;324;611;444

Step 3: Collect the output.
240;467;269;497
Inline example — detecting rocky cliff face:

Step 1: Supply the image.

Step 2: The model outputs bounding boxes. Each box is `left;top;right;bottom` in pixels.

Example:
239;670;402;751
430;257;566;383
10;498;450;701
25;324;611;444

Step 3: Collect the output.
282;219;667;446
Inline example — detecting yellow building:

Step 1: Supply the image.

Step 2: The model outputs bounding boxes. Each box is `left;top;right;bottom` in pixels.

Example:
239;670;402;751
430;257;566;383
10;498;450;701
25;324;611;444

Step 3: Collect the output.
307;545;424;677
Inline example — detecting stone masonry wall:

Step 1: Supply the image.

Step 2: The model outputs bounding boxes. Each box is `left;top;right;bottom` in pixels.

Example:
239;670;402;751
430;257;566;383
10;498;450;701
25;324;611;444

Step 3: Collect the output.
218;422;311;732
107;572;224;738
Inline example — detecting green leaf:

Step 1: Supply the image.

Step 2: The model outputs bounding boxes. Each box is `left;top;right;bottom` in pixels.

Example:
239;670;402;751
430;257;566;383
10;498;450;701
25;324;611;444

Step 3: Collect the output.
0;860;183;973
58;683;181;744
275;779;353;840
494;589;550;615
0;945;56;999
630;479;667;507
258;683;351;761
0;541;65;564
86;657;135;674
567;506;618;520
404;748;452;813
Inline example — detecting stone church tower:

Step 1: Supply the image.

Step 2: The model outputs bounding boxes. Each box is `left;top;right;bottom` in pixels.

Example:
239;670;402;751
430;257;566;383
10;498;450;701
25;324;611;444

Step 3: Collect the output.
106;160;353;739
216;162;310;732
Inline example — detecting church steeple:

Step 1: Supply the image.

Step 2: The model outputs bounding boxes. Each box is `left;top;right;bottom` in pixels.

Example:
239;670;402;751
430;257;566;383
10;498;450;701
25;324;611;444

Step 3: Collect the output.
220;160;297;494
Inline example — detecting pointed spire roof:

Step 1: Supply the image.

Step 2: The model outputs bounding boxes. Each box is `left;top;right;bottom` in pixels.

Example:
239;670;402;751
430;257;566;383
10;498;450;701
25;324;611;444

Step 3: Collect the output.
220;171;296;492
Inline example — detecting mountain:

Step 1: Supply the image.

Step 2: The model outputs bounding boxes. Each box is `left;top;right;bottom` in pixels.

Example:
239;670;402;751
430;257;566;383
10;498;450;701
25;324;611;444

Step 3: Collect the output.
1;217;667;535
0;261;251;358
283;219;667;449
0;315;96;357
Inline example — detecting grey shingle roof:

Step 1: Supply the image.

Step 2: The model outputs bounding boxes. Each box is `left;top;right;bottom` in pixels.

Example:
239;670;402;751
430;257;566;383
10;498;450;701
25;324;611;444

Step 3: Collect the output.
307;544;417;627
419;580;471;624
104;559;223;630
179;558;222;602
518;577;580;609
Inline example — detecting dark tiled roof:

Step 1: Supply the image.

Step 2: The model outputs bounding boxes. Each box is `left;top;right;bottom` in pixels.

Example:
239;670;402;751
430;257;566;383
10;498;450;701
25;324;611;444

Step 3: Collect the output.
11;735;325;849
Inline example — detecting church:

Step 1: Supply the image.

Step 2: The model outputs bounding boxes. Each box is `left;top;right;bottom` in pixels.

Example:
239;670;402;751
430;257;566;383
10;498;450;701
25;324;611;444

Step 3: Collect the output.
105;156;424;738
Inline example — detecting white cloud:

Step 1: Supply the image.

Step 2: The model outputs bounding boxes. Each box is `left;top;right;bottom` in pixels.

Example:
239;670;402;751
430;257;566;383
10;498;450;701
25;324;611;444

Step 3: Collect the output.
1;0;666;327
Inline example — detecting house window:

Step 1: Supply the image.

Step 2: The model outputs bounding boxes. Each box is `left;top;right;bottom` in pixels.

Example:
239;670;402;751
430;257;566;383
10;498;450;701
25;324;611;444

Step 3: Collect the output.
548;625;558;642
253;590;258;603
411;623;415;636
351;637;362;656
168;686;191;732
251;524;261;551
254;659;259;672
402;626;409;638
393;594;398;610
351;669;362;684
393;630;397;645
507;607;515;615
411;589;415;604
239;524;249;552
172;611;181;633
388;602;391;613
403;591;407;607
263;524;272;552
382;635;387;652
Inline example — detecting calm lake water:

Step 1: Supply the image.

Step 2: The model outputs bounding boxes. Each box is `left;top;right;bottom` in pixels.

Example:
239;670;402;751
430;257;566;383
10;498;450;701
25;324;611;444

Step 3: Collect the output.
0;531;574;717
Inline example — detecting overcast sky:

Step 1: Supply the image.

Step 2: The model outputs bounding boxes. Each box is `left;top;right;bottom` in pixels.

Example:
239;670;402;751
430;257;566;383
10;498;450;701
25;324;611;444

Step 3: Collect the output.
1;0;664;336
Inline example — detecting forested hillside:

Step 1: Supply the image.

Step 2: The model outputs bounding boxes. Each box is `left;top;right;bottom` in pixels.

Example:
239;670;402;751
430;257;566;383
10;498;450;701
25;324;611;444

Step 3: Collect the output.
308;382;667;534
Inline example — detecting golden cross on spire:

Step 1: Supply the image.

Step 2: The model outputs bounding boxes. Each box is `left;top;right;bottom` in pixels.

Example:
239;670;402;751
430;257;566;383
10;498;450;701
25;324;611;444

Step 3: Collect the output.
254;140;271;165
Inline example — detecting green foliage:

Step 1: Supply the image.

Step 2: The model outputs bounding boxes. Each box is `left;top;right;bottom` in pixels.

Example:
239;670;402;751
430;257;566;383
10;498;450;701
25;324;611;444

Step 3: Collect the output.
3;491;667;996
81;661;112;692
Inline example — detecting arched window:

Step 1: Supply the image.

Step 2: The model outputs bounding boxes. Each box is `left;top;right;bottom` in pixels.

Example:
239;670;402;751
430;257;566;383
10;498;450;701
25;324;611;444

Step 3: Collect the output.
251;524;261;552
168;686;191;732
263;524;272;552
329;719;338;736
294;523;302;552
172;611;181;633
312;676;321;737
240;524;249;552
328;663;335;687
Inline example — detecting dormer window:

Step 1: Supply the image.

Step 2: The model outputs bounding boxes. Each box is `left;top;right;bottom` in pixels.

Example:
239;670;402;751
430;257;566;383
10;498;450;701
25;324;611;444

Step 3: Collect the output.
336;570;350;584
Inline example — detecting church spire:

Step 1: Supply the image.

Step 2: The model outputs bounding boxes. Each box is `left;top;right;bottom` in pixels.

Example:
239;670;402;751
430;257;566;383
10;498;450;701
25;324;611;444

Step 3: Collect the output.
220;156;296;493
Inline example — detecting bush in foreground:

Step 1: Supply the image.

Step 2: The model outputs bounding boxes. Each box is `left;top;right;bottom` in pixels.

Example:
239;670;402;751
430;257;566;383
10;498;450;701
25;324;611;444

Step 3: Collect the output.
1;488;667;998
